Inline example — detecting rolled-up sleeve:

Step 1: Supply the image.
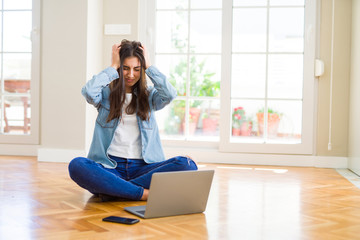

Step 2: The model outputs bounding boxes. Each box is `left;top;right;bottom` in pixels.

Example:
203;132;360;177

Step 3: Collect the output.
146;66;177;111
81;67;119;107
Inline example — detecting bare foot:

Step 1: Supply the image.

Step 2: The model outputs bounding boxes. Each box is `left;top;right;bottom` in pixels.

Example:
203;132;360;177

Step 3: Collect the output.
140;189;149;200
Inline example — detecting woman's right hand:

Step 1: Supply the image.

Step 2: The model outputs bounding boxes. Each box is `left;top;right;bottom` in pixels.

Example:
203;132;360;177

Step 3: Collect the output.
111;43;121;70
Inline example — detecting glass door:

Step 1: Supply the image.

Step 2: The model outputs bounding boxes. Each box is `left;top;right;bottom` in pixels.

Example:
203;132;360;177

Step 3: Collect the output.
0;0;39;144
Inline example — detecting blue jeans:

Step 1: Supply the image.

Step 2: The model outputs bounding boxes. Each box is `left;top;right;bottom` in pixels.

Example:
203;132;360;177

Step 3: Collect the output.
68;155;198;200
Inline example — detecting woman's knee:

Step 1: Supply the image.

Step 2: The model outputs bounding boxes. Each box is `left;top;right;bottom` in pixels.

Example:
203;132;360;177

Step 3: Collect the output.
175;156;198;170
68;157;90;178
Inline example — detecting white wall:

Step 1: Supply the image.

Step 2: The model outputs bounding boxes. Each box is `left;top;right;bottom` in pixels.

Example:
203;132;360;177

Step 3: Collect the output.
348;0;360;175
38;0;102;162
317;0;352;157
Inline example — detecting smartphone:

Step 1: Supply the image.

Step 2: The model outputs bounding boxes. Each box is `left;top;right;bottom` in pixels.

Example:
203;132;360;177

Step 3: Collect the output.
102;216;139;225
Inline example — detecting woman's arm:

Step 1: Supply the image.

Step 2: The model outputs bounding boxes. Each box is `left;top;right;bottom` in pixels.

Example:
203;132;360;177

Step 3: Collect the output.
141;45;177;110
146;66;177;111
82;44;121;107
81;67;119;107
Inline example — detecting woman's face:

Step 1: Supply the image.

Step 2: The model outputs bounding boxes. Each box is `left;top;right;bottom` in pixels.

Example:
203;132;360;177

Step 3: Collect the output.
122;56;141;93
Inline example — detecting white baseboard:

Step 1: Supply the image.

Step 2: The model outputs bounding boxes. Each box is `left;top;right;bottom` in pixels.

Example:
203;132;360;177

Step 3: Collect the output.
4;146;344;169
37;148;86;163
0;144;38;156
314;156;348;168
348;156;360;176
164;147;348;169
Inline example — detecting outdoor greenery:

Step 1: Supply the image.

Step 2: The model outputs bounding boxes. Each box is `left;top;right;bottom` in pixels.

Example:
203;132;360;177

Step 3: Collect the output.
165;56;219;134
163;15;219;134
257;107;281;116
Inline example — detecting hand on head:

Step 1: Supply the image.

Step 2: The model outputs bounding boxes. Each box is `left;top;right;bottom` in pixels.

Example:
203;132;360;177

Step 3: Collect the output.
139;45;151;69
111;41;151;70
111;43;121;70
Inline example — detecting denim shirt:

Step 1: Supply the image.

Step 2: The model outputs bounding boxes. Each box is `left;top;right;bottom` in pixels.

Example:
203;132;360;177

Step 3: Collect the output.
82;66;177;169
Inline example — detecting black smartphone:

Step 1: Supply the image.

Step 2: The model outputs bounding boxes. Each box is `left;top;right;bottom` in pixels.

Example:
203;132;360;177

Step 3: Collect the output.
102;216;139;225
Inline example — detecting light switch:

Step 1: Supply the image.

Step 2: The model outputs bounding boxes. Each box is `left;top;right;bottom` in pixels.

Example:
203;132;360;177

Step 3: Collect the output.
104;24;131;35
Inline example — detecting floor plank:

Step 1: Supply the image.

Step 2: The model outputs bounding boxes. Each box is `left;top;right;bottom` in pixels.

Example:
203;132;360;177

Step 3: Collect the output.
1;156;360;240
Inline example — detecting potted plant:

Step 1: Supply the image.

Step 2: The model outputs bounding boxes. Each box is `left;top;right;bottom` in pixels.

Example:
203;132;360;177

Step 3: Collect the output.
256;108;281;137
240;119;253;136
168;55;218;135
232;106;246;136
201;112;218;134
165;25;220;135
199;76;220;134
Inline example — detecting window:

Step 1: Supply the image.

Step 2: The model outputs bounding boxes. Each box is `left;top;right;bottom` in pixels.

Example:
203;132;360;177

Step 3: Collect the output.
149;0;222;141
140;0;316;154
0;0;39;144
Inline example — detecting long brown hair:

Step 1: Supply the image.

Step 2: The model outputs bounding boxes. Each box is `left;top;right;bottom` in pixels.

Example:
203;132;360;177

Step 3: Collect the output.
107;39;150;122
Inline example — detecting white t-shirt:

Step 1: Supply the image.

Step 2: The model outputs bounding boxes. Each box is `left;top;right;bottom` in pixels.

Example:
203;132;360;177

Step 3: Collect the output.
107;93;142;159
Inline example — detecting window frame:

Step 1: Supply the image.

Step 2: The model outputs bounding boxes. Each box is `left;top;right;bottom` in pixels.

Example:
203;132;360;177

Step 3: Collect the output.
139;0;317;154
0;0;40;144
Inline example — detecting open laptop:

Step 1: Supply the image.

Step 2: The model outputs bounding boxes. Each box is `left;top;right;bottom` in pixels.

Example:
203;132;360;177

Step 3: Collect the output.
124;170;214;219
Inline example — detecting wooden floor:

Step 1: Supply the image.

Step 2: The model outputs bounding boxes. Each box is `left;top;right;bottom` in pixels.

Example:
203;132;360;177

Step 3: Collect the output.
1;156;360;240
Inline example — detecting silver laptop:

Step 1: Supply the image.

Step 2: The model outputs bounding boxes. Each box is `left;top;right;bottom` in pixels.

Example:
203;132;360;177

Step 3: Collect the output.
124;170;214;219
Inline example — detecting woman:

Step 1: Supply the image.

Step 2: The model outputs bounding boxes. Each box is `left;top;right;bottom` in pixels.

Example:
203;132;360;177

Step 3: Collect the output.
68;40;197;201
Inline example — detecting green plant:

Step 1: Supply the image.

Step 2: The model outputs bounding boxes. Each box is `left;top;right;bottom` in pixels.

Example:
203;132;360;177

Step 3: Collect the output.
167;39;218;125
258;107;281;115
189;58;219;98
168;56;219;103
164;14;219;134
168;18;219;104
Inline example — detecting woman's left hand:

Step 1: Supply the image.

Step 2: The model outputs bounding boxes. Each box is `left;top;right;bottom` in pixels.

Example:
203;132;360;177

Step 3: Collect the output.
140;45;151;69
